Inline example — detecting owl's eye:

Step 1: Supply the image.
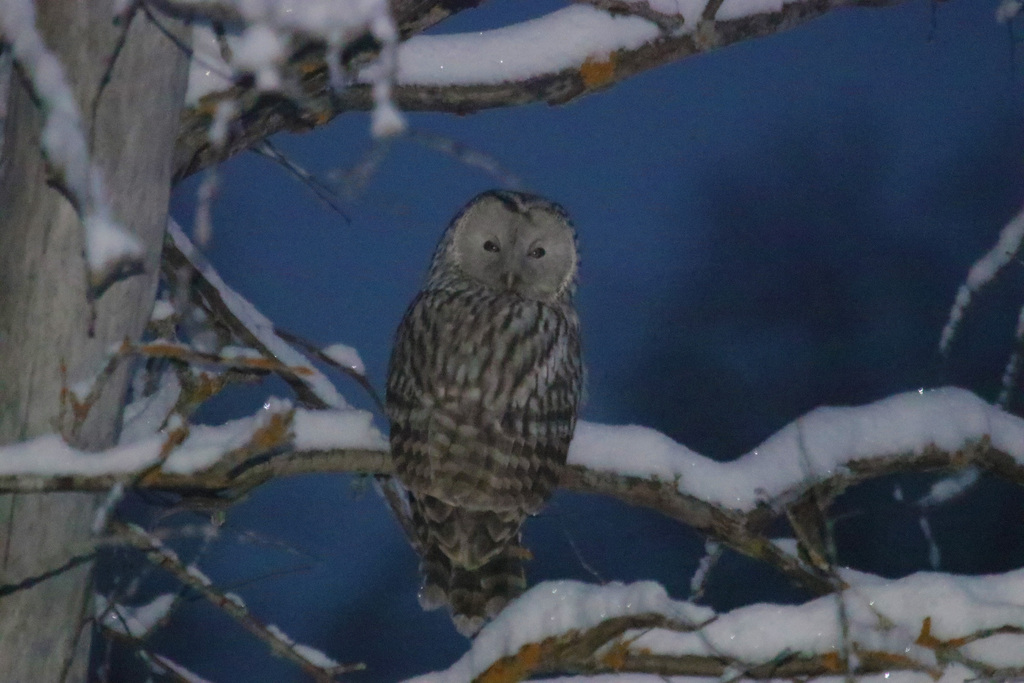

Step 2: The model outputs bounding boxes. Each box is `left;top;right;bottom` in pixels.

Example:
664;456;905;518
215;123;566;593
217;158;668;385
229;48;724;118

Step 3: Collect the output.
483;240;501;253
528;246;546;259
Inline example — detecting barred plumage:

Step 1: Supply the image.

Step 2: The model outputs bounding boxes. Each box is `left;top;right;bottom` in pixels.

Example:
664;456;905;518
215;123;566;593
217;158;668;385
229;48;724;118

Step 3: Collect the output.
386;190;583;636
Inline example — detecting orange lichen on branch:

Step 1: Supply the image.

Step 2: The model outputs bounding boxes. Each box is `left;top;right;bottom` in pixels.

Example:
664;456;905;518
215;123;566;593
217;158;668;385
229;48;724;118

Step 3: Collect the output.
916;616;940;648
820;650;843;673
247;410;294;452
133;341;314;377
475;641;544;683
599;639;631;670
136;341;194;361
580;54;616;88
857;649;943;679
186;372;228;406
915;616;970;649
299;59;322;75
158;422;190;459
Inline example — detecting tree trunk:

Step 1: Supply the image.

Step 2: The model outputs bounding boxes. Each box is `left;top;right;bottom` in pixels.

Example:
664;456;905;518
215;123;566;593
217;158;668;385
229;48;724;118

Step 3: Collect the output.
0;2;188;680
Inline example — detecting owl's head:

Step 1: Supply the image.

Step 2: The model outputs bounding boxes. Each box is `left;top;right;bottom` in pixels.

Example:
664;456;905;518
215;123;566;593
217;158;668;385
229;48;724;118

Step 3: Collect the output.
427;190;578;303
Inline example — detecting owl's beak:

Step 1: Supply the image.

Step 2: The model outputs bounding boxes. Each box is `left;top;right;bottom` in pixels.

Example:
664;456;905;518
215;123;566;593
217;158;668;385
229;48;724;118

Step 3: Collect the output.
503;271;520;292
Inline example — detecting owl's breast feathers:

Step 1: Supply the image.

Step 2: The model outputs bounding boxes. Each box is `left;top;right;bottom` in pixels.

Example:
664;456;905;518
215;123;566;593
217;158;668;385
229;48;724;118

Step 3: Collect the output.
386;287;582;512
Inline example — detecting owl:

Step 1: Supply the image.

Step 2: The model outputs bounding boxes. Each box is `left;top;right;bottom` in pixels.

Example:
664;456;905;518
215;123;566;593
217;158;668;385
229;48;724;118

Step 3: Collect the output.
386;190;584;636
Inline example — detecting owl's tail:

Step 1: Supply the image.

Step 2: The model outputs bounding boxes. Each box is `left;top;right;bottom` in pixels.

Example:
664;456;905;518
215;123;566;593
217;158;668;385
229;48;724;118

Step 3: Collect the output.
418;541;526;637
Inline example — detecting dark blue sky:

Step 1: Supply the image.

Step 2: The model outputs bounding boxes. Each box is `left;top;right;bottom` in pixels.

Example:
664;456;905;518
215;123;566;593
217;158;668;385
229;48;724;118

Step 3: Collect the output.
139;0;1024;679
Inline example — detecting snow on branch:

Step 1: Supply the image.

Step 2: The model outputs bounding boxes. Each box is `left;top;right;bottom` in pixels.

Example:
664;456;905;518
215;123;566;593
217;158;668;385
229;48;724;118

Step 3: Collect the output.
0;399;387;494
164;219;349;409
412;572;1024;681
110;520;364;681
940;201;1024;354
0;0;144;296
2;385;1023;597
568;387;1024;512
172;0;908;180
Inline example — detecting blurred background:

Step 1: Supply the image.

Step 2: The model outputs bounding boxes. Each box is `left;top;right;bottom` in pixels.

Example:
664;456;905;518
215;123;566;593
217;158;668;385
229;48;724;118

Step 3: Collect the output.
106;0;1024;679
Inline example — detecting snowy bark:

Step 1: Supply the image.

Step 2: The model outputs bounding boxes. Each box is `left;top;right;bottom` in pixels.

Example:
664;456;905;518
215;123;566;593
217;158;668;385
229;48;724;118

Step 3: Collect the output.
0;2;188;679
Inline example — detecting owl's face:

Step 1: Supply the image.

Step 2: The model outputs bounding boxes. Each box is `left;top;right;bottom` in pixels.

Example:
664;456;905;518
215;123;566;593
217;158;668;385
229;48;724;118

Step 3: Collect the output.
448;192;577;302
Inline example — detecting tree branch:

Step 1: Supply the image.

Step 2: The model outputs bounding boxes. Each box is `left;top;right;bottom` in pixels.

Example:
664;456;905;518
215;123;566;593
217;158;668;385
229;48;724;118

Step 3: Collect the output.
171;0;905;181
110;520;364;681
2;403;1022;598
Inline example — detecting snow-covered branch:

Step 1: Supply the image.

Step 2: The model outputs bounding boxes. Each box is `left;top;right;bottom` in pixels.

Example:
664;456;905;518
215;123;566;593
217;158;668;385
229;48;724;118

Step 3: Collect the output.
163;219;350;410
171;0;906;180
3;387;1023;597
412;574;1024;681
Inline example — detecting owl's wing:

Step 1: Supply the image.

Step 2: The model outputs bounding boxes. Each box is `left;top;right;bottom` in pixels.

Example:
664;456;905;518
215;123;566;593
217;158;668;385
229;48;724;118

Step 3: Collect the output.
387;290;582;508
385;289;583;634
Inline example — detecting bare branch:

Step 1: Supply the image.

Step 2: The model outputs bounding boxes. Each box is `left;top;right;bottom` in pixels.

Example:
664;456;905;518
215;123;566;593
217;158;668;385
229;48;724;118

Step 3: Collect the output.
111;519;364;681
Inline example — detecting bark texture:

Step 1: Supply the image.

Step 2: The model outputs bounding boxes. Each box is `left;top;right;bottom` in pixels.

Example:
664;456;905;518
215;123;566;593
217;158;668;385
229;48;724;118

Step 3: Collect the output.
0;2;188;680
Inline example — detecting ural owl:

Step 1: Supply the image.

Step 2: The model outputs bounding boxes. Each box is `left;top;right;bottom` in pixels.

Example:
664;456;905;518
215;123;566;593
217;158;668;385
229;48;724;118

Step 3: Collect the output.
386;190;583;636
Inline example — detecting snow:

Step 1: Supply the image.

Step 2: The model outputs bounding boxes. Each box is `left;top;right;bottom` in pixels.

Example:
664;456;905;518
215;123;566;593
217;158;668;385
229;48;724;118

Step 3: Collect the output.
224;592;246;608
185;563;213;587
961;632;1024;667
322;343;366;375
292;643;341;669
408;581;713;683
717;0;785;21
96;592;176;637
534;669;975;683
233;23;286;91
168;219;348;409
220;345;264;360
185;0;400;112
0;398;381;481
918;515;940;569
208;100;238;148
292;407;387;452
688;540;720;595
0;0;141;288
151;298;176;321
160;400;294;474
150;654;214;683
0;433;163;476
186;23;234;104
264;623;342;668
997;0;1023;22
121;371;182;444
916;467;979;507
92;482;125;534
628;568;1024;668
386;6;660;86
416;571;1024;681
570;387;1024;511
619;0;704;18
0;385;1014;523
367;4;407;138
82;212;144;282
940;201;1024;352
998;304;1024;404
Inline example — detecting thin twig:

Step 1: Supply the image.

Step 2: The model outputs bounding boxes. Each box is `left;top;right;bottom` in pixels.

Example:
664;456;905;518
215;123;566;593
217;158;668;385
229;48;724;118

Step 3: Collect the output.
272;326;385;415
252;140;351;222
111;520;364;681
